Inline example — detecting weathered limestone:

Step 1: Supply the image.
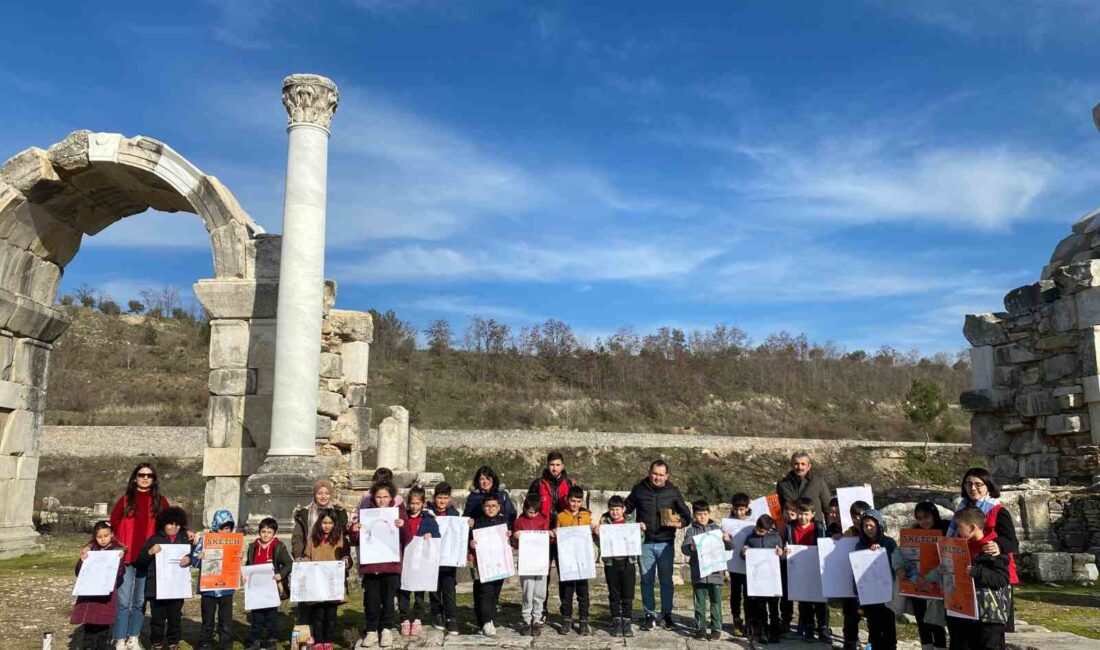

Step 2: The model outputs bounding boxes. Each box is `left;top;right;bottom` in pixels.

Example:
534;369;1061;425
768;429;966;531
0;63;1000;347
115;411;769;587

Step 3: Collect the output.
408;426;427;473
376;407;405;470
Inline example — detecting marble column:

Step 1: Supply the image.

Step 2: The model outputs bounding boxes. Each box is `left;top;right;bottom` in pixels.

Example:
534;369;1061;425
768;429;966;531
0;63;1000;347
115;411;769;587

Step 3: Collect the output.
267;74;339;457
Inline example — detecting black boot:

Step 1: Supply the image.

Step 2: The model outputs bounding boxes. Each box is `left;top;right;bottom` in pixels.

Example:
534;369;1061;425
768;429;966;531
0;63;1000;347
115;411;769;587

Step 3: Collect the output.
622;617;634;638
610;617;622;637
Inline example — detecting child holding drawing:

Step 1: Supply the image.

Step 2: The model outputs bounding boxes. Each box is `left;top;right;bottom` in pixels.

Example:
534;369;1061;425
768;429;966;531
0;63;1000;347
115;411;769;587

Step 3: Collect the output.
428;482;460;635
726;493;752;638
304;507;352;650
784;497;830;643
513;493;551;637
682;499;734;641
358;481;406;648
244;517;293;650
741;514;783;645
949;506;1011;650
72;521;126;650
555;485;593;636
855;509;898;650
469;492;512;637
837;499;871;650
595;494;643;639
133;506;193;650
778;503;799;635
398;486;440;638
191;509;236;650
892;501;948;650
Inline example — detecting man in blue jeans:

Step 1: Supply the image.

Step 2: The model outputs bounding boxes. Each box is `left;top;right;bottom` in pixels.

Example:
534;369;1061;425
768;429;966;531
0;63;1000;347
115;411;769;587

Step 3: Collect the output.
624;459;691;631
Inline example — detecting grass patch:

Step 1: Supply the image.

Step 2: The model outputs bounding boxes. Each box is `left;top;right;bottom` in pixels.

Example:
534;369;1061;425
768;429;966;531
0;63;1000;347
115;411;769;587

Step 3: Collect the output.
35;456;206;513
1015;583;1100;639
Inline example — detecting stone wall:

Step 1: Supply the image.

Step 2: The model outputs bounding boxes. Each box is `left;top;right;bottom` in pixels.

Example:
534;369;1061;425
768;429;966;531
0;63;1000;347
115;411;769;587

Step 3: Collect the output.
39;426;205;458
962;212;1100;484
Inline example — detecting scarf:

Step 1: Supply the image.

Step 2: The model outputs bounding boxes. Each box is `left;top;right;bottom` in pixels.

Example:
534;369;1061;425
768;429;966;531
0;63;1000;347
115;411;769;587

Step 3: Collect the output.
946;495;1000;538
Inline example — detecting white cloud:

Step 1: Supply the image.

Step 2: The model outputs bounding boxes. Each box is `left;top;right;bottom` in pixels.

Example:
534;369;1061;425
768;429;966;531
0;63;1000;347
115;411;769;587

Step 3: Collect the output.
333;241;720;284
206;0;281;49
401;296;542;323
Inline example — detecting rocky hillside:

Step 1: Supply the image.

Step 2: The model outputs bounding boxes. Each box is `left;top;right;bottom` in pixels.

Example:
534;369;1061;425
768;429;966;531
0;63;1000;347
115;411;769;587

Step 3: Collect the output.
45;307;971;440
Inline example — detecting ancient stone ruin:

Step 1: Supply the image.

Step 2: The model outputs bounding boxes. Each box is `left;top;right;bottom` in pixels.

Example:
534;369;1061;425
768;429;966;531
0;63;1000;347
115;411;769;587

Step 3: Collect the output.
961;215;1100;484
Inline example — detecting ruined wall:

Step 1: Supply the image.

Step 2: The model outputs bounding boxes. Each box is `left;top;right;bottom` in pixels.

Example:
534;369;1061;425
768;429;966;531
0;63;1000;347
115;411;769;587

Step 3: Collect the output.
962;210;1100;484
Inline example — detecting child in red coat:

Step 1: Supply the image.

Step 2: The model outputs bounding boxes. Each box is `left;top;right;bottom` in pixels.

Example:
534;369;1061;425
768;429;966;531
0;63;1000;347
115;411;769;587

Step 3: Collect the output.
72;521;126;650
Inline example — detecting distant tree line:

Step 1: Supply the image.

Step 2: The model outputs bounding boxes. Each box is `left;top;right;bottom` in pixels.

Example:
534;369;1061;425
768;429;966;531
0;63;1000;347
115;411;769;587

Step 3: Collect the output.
58;284;202;322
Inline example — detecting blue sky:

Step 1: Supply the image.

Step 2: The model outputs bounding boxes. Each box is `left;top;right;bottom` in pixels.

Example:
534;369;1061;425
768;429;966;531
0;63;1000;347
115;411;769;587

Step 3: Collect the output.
2;1;1098;354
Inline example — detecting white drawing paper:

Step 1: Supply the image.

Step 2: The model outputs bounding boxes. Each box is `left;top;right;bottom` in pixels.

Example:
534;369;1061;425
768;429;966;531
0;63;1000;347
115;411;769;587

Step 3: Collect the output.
745;548;784;597
73;549;123;596
241;564;280;611
473;524;514;582
849;548;893;605
598;523;642;558
692;529;728;579
155;544;193;600
818;536;859;598
556;525;597;582
747;496;771;521
837;485;875;531
358;507;401;565
786;545;826;603
518;530;551;576
401;537;441;592
436;516;470;568
722;519;756;574
289;561;345;602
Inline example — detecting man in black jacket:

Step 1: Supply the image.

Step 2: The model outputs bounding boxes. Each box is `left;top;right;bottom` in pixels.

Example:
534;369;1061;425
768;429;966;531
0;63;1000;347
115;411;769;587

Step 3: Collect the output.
624;459;691;631
775;451;830;525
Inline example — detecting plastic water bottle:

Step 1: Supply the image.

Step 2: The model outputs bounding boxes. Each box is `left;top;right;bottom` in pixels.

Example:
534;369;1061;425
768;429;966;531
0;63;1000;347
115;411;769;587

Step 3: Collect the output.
864;644;873;650
42;633;53;650
290;629;299;650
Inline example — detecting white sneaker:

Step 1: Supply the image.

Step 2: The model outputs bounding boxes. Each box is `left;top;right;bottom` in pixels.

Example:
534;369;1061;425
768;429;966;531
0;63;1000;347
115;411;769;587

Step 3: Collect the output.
482;622;496;637
378;627;394;648
126;637;144;650
114;641;127;650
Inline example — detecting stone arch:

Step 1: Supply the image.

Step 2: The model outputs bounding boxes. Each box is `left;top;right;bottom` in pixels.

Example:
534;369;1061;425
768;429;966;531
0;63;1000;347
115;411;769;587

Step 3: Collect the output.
0;130;270;557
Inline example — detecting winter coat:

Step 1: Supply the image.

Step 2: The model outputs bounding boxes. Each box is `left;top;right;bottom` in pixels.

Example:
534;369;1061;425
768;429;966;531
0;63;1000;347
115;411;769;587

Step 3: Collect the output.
854;509;898;566
741;529;783;556
109;491;171;565
512;512;550;550
784;520;826;546
555;507;592;529
134;529;194;600
596;513;641;566
526;469;577;523
71;540;126;625
462;489;518;525
682;519;735;585
430;504;461;518
190;509;236;597
399;509;441;550
775;471;831;525
245;537;293;600
357;504;408;576
291;502;349;560
623;478;691;544
949;498;1019;585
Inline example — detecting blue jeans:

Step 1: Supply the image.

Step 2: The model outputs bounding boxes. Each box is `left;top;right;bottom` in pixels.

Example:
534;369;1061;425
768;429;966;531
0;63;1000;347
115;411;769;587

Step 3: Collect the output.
113;564;147;640
639;542;675;618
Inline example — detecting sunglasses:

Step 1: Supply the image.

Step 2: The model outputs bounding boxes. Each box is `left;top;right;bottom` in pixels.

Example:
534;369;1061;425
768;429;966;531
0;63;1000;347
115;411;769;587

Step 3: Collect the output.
137;472;156;479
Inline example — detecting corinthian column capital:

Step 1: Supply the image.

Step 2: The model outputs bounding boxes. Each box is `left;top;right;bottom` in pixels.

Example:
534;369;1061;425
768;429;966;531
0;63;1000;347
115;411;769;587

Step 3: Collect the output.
282;74;340;131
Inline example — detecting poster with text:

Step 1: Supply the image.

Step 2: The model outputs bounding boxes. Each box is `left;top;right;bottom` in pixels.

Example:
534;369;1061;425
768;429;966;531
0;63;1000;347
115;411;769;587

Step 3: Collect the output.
436;516;470;568
358;507;400;565
473;524;514;582
155;544;193;600
199;532;244;591
722;518;756;574
898;528;944;599
837;485;875;531
937;537;977;620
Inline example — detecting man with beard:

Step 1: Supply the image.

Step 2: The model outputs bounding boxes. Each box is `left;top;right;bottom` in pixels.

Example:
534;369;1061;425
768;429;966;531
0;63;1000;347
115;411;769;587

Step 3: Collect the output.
527;451;580;623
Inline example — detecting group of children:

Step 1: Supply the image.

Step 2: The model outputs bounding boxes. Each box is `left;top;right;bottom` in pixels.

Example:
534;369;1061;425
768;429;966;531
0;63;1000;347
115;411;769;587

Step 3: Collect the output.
73;476;1012;650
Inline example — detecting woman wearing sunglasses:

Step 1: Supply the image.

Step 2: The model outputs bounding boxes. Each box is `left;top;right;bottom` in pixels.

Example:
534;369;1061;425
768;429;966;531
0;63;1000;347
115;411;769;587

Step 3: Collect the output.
106;463;176;650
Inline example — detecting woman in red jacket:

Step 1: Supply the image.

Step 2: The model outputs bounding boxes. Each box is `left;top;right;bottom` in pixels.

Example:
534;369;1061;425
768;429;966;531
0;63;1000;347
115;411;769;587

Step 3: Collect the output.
107;463;172;650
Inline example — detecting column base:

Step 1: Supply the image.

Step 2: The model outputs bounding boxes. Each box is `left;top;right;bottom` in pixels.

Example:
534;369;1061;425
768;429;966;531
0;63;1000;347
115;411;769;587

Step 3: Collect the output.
243;455;339;533
0;524;44;560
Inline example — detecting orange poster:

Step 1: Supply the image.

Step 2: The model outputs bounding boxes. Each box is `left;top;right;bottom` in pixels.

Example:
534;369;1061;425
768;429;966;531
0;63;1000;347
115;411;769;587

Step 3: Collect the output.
765;494;782;522
898;529;943;599
936;537;977;620
199;532;245;591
